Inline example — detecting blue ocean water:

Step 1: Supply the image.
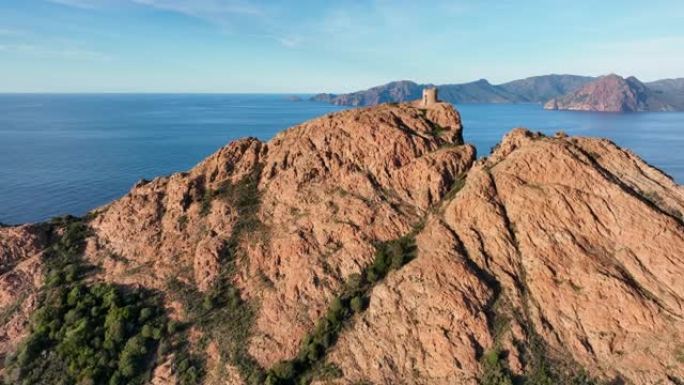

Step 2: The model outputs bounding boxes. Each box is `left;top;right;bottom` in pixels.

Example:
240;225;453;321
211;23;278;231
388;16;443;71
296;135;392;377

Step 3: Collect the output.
0;94;682;224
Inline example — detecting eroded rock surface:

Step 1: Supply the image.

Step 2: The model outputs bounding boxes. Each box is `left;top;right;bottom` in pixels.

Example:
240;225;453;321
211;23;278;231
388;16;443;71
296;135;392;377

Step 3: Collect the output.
0;225;48;365
2;99;683;385
325;128;684;385
86;101;473;371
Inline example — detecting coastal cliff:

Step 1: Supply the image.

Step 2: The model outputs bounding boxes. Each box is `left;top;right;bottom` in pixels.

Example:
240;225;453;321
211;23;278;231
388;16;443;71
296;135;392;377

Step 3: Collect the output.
1;100;683;385
544;74;677;112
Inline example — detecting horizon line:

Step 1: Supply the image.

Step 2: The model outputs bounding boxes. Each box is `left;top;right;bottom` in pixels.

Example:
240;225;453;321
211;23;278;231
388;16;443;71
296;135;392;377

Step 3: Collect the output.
1;73;681;95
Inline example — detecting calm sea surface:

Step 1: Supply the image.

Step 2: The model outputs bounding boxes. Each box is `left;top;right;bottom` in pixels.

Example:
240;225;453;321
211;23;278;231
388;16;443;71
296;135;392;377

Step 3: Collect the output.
1;94;682;224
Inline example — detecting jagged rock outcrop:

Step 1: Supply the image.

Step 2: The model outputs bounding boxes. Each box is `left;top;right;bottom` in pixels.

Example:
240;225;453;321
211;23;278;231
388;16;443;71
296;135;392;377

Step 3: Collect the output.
85;101;473;370
1;98;683;385
544;74;677;112
323;129;684;385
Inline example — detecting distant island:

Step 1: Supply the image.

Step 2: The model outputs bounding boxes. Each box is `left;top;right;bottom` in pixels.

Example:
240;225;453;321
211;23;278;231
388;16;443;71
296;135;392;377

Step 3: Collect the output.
312;74;684;112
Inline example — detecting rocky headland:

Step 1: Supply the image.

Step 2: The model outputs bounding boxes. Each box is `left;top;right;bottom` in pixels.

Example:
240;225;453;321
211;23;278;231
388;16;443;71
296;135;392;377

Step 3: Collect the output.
1;97;683;385
544;74;678;112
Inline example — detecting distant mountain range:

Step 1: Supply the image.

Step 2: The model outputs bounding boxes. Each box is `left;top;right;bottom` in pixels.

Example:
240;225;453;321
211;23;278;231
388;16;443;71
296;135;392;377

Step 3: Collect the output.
312;74;684;112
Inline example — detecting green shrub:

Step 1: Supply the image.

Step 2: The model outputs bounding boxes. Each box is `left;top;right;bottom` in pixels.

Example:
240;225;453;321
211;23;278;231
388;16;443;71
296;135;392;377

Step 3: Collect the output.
3;217;171;385
350;296;365;313
443;175;466;202
6;283;168;385
199;190;213;217
178;215;188;230
480;348;513;385
264;235;416;384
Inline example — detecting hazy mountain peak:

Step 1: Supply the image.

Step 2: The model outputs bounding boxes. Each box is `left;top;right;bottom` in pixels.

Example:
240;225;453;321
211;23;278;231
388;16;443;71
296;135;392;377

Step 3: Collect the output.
545;74;675;112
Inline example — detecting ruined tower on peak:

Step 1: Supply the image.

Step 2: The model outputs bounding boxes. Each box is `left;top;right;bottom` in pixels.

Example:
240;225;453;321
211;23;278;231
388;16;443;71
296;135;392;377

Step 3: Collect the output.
421;87;439;107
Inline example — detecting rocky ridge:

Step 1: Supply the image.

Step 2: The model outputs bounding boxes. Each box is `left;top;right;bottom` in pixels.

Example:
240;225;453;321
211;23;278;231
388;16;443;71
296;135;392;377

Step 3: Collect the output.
312;75;594;106
314;74;684;112
1;99;683;385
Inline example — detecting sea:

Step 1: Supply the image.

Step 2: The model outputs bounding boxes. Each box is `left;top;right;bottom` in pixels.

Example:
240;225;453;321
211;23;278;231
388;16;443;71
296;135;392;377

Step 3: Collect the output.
1;94;682;225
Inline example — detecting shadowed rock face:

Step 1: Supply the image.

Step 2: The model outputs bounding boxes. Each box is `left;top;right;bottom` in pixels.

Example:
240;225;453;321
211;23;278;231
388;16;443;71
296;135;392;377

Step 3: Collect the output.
1;100;683;385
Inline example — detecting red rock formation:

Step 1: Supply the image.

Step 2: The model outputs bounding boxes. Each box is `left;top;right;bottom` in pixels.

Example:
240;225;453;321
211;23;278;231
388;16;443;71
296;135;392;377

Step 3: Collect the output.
1;99;683;385
86;101;473;369
0;225;48;365
325;129;684;385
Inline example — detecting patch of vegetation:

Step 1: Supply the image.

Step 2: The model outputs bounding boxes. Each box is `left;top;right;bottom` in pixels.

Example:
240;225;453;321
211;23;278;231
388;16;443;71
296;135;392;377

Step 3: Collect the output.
3;284;169;385
105;251;129;265
428;122;448;138
675;345;684;364
442;175;467;203
480;348;514;385
167;165;269;385
178;214;188;230
166;277;261;384
199;165;266;238
43;216;91;278
166;328;205;385
2;216;173;385
199;190;212;217
264;235;417;385
480;297;606;385
643;190;664;207
479;336;606;385
587;151;601;160
643;190;683;220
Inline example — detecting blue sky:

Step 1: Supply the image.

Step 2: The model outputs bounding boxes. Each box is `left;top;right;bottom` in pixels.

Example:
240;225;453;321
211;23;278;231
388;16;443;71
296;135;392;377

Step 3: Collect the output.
0;0;683;92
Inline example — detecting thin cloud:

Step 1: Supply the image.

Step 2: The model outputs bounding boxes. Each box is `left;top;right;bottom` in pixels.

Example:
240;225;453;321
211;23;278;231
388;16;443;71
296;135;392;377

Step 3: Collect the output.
130;1;315;50
132;0;264;17
46;0;113;9
0;42;111;61
0;28;25;36
48;0;264;17
276;35;303;48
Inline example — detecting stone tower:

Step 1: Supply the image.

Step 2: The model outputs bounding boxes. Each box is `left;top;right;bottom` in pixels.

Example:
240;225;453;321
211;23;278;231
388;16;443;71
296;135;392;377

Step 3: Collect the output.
422;87;439;106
